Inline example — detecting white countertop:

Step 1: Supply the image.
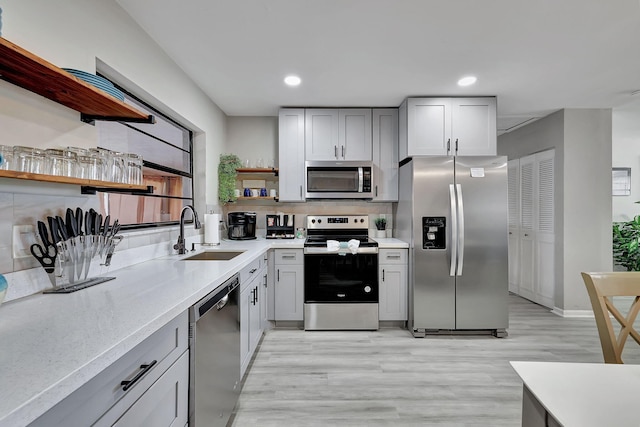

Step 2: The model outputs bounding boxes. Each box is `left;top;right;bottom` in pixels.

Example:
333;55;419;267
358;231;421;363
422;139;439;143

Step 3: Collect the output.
510;361;640;427
0;236;405;426
372;237;409;248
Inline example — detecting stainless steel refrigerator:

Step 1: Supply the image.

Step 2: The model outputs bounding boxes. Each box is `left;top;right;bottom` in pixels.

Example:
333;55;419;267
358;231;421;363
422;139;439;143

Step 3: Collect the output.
395;156;509;337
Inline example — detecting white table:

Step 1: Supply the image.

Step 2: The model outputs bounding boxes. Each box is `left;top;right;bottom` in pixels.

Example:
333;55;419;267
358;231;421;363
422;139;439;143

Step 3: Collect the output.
511;361;640;427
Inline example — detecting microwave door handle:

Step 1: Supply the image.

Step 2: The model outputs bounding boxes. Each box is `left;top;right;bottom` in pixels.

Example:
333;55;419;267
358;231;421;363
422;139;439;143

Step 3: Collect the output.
358;167;363;192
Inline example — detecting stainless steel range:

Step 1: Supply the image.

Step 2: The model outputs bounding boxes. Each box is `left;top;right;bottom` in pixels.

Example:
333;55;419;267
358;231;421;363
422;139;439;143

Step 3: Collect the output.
303;215;379;330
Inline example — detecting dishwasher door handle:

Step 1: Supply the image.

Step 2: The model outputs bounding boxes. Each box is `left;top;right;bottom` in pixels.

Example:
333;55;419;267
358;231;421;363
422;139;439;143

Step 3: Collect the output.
217;295;229;310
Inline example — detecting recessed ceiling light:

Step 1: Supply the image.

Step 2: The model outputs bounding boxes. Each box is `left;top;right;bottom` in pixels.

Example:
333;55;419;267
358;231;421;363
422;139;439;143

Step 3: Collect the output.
458;76;477;87
284;75;301;86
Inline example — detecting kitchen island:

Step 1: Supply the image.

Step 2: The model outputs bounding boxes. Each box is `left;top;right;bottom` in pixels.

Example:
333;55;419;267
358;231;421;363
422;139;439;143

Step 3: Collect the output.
511;361;640;427
0;237;407;427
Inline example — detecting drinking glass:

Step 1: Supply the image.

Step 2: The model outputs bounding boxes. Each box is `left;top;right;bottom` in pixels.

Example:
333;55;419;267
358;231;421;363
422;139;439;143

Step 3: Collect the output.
13;146;45;174
0;145;14;170
45;148;77;177
76;155;101;180
125;153;143;185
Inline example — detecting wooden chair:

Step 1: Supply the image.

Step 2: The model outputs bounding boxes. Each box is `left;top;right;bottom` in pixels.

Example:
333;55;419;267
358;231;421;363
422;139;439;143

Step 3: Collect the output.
581;272;640;363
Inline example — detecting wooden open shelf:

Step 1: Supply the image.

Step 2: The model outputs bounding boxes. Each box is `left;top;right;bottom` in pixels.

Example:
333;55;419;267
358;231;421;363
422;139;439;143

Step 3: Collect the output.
236;168;279;176
0;37;154;123
0;169;152;192
235;196;278;201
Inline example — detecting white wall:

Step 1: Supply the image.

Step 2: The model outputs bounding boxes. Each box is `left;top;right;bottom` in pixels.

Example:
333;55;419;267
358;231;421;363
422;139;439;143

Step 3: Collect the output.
612;98;640;221
563;109;612;310
0;0;227;298
498;109;612;312
225;116;278;168
1;0;227;210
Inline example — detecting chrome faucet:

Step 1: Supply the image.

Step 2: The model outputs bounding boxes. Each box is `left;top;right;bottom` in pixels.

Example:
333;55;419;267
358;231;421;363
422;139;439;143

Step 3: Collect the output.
174;205;202;254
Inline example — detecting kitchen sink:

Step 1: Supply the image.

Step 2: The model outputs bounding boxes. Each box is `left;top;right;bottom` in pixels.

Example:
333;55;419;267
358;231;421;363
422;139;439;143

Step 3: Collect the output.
182;251;245;261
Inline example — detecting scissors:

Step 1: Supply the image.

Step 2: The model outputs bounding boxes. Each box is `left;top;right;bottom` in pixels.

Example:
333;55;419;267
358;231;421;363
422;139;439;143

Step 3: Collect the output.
30;243;58;288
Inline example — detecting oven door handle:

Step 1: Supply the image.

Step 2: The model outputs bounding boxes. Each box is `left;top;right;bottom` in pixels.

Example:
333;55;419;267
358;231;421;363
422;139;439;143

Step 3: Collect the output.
304;247;378;254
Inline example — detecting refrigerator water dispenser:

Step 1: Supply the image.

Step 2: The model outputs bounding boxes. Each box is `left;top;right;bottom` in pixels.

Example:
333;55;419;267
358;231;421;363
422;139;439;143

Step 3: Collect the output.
422;217;446;249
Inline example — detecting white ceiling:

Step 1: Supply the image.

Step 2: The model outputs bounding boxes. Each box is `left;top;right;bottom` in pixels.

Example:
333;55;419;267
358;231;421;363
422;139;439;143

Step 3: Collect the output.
117;0;640;132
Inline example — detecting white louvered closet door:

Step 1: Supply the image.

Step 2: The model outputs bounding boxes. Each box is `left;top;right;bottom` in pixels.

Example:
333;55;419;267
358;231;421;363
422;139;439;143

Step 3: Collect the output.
507;159;521;294
518;154;536;302
535;150;555;308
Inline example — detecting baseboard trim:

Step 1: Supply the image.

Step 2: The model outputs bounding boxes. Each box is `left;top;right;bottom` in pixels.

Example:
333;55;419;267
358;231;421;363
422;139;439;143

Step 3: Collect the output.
551;307;594;318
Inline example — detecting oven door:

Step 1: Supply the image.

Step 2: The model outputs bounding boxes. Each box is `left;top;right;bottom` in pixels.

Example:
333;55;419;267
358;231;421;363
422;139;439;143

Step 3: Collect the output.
304;253;378;303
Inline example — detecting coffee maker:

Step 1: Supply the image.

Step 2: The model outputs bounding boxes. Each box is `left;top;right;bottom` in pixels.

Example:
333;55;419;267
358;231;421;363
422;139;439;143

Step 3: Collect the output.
227;212;257;240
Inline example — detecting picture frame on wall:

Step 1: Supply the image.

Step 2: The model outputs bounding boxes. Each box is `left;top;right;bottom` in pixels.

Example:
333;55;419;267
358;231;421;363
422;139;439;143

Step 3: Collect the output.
612;167;631;196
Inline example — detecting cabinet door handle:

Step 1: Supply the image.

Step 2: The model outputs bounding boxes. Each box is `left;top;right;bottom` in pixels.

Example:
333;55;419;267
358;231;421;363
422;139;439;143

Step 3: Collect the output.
455;138;459;153
375;185;378;197
341;145;345;158
277;269;280;282
447;138;451;153
387;254;401;259
282;254;296;259
249;268;257;274
334;145;338;158
255;286;259;304
263;274;268;287
382;269;385;282
121;360;157;391
300;185;303;198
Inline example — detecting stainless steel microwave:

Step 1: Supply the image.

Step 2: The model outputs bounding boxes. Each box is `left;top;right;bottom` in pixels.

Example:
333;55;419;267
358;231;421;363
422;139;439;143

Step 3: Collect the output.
305;161;373;199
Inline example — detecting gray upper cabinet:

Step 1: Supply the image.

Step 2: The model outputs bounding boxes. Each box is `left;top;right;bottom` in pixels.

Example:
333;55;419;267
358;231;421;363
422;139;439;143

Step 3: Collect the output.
305;109;372;161
278;109;306;202
372;108;399;202
400;97;496;158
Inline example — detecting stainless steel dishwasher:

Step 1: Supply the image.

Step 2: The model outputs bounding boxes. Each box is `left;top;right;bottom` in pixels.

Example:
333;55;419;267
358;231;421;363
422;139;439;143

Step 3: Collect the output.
189;273;240;427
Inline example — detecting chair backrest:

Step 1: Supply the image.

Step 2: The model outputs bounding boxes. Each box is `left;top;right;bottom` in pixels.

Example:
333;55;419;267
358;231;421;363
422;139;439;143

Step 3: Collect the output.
581;272;640;364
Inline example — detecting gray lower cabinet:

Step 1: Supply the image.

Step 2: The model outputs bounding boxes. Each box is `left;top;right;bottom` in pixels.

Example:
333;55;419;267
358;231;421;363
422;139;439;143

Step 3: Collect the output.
378;249;408;321
274;249;304;321
240;252;268;378
107;351;188;426
30;311;189;427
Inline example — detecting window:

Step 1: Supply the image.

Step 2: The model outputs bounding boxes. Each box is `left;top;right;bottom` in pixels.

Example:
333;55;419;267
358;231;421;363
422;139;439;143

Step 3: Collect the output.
95;81;194;229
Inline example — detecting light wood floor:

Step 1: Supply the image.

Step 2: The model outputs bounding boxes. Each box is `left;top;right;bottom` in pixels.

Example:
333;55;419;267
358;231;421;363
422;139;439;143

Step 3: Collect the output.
231;294;640;426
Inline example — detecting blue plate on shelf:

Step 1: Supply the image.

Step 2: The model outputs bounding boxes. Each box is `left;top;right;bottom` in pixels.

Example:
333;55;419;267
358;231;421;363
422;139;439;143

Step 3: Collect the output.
61;68;124;101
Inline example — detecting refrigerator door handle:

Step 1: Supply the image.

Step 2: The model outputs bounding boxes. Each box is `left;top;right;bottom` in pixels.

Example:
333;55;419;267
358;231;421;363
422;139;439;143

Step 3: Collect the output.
449;184;458;277
456;183;465;276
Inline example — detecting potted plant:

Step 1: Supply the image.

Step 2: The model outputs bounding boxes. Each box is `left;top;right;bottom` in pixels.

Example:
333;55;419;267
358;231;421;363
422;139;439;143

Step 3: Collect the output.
613;215;640;271
374;217;387;238
218;154;242;204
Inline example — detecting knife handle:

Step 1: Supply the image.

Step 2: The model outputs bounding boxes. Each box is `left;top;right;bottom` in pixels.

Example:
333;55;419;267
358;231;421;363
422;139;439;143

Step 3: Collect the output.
48;217;60;244
75;208;83;236
66;208;78;238
37;221;50;247
56;216;69;241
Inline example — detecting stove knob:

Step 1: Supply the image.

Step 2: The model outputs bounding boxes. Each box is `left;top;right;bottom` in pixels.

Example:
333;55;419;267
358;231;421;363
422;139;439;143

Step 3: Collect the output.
318;219;322;224
360;218;364;223
311;219;316;224
364;285;372;293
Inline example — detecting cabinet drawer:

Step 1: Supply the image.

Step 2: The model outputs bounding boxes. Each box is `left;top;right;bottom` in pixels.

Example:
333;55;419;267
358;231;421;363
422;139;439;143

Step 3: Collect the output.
379;249;407;264
275;249;303;265
240;257;262;289
30;311;189;427
99;350;189;427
